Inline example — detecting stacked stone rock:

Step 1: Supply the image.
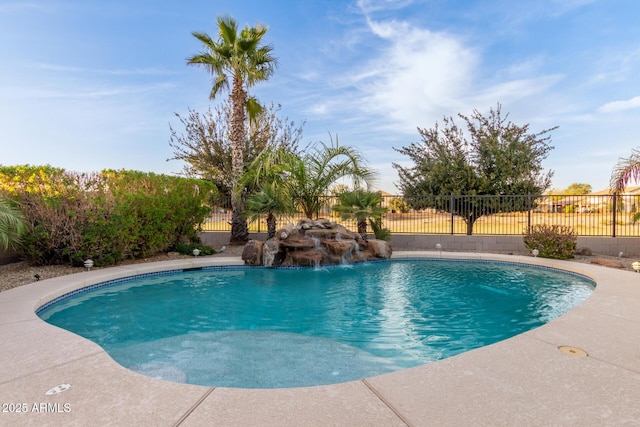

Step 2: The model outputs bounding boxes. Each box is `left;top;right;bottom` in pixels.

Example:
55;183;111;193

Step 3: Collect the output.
241;218;392;267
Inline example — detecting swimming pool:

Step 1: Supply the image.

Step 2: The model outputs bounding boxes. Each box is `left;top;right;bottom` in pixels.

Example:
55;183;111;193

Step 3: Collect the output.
37;259;594;388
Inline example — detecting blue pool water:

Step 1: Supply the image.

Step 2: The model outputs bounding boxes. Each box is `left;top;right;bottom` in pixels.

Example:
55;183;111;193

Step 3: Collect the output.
38;259;594;388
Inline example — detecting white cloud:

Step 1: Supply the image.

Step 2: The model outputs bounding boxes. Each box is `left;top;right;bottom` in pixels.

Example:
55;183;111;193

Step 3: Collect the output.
330;16;566;136
356;0;416;14
597;96;640;113
353;18;477;130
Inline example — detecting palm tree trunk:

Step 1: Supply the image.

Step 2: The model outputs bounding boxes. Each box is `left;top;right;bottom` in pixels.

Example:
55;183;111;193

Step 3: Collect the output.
358;220;367;240
229;74;249;244
266;212;276;239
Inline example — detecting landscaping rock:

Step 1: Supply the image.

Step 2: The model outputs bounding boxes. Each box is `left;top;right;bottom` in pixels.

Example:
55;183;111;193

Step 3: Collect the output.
576;247;593;256
365;239;393;259
590;257;625;269
241;240;263;265
288;249;325;267
262;238;284;267
244;218;393;267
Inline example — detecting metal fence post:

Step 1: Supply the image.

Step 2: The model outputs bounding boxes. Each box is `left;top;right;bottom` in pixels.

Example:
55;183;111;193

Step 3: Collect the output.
612;192;617;238
527;193;532;233
450;193;455;235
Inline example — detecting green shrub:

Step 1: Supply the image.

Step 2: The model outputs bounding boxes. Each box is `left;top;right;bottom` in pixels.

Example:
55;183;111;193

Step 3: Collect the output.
369;217;391;241
0;166;217;266
523;224;577;259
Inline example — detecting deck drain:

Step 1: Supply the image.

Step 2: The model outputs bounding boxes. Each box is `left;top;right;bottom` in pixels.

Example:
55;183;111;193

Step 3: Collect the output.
45;384;71;395
558;346;588;357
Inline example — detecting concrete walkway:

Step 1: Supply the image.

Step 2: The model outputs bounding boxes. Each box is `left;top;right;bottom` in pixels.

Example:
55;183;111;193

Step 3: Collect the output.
1;252;639;426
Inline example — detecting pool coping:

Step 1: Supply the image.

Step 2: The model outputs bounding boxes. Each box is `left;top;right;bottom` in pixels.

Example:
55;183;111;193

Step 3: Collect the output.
1;251;639;426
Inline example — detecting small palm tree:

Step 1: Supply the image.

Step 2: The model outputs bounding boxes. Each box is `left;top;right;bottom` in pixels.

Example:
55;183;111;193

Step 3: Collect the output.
240;139;377;233
286;136;378;219
245;182;294;239
0;197;26;251
332;190;388;240
610;148;640;224
239;147;296;238
188;16;277;245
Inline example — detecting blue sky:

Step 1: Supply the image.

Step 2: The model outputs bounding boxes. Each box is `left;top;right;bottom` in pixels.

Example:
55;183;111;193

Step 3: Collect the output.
0;0;638;193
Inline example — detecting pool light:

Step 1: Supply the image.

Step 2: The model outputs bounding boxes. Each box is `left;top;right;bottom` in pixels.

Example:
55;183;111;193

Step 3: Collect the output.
632;261;640;272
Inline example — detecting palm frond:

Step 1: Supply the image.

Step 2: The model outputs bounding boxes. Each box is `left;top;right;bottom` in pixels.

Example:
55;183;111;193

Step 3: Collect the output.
189;32;216;50
0;198;26;251
610;148;640;192
246;96;264;128
217;16;238;45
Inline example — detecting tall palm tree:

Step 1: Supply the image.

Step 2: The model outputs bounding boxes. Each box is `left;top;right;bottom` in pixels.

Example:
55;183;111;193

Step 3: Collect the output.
0;197;26;251
187;16;277;245
611;148;640;192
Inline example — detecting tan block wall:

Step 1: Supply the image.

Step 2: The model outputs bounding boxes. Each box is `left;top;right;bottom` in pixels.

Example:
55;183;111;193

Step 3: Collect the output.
199;232;640;257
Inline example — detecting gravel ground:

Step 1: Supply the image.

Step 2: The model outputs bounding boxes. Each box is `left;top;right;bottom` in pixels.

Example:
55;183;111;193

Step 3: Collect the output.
0;245;245;293
0;246;637;293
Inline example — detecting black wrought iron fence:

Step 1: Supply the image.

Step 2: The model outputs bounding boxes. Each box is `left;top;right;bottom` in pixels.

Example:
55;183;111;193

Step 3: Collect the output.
201;193;640;237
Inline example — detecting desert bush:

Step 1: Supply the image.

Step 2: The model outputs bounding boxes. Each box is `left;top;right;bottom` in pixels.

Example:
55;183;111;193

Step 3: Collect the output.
0;166;216;266
1;166;91;264
523;224;577;259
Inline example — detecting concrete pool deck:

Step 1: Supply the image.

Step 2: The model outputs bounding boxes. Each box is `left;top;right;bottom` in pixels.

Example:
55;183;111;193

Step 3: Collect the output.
1;251;639;426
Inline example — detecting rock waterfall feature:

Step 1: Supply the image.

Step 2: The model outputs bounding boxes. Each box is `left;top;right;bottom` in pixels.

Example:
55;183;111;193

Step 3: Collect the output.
241;218;392;267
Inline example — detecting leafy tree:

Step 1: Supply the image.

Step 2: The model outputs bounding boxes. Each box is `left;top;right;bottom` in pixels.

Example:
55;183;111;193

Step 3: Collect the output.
562;183;592;195
611;148;640;192
168;102;302;197
389;197;409;213
332;189;388;240
187;16;277;245
393;104;555;235
329;183;351;196
0;197;25;251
